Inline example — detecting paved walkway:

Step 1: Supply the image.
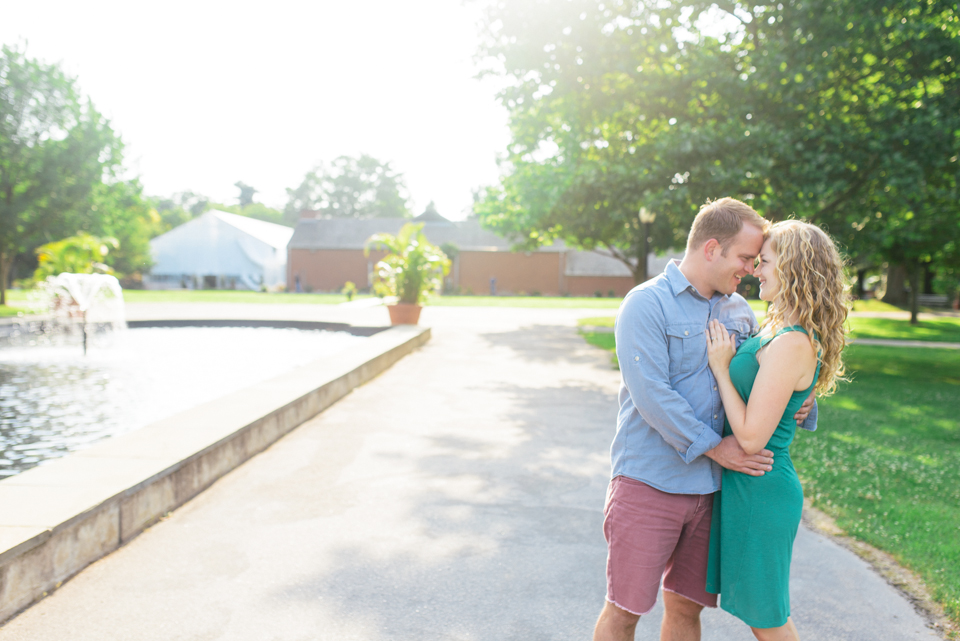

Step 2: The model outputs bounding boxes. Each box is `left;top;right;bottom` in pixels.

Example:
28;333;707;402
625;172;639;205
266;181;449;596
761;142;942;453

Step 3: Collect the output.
0;305;940;640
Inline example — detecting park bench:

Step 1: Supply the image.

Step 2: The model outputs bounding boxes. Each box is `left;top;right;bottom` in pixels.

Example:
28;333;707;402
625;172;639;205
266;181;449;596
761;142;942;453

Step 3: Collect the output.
917;293;950;307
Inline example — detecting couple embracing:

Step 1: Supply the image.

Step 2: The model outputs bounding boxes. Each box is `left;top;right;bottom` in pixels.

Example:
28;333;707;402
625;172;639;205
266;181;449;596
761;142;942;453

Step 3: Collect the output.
594;198;848;641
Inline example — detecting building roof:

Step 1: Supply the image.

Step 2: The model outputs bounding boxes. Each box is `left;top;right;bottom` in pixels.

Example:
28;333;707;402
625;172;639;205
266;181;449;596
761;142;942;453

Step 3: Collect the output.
412;208;454;225
208;210;294;250
288;217;565;252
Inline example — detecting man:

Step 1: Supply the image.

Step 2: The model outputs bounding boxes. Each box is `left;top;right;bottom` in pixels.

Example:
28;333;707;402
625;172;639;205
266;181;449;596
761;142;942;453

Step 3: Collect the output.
593;198;815;641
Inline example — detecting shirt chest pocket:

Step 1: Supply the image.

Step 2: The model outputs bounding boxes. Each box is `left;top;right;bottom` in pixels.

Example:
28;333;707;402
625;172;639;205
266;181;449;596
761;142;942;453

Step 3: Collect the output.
722;320;753;347
665;323;706;374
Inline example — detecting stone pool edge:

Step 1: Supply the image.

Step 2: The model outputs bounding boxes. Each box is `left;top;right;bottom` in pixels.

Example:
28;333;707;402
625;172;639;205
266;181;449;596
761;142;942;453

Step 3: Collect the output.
0;323;430;623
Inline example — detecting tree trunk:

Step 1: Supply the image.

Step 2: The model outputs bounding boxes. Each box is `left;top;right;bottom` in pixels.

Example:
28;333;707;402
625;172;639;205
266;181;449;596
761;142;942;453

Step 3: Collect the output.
630;222;653;285
881;263;908;306
635;249;648;285
923;263;935;295
908;260;921;325
855;268;866;299
0;251;10;306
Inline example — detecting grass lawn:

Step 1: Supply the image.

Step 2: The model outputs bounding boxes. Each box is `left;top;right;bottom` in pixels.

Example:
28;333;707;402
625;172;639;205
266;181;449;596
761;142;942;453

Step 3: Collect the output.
850;299;904;313
581;330;619;368
793;345;960;626
3;290;33;304
578;311;960;344
848;316;960;343
0;305;34;317
578;329;960;628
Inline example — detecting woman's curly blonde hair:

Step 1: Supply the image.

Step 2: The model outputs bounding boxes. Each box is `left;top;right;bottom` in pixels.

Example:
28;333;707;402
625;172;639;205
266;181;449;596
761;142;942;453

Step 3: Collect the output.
760;220;850;397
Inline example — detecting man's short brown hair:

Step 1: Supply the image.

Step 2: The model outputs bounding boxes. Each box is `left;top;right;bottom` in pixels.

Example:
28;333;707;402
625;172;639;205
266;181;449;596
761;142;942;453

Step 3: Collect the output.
686;197;769;253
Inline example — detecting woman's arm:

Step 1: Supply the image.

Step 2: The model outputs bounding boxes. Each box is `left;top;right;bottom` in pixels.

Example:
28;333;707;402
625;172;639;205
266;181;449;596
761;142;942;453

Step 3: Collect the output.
706;320;815;455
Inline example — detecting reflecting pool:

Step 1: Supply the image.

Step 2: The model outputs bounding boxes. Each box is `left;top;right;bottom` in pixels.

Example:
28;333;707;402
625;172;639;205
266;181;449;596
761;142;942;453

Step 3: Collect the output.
0;327;366;478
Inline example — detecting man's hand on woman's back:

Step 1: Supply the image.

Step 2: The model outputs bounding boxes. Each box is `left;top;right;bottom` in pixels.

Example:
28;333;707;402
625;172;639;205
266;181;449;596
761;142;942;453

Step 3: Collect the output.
705;436;774;476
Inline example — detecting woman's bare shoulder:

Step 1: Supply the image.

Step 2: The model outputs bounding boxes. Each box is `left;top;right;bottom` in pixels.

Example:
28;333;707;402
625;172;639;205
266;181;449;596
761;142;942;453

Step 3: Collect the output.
762;331;818;384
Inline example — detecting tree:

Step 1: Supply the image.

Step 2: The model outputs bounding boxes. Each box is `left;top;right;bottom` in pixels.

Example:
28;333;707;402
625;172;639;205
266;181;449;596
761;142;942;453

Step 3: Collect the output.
154;190;209;230
284;154;411;224
0;44;122;304
235;181;257;207
83;179;157;278
475;0;960;293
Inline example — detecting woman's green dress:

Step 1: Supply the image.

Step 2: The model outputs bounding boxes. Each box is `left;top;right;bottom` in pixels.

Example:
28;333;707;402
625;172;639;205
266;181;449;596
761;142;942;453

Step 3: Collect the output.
706;326;820;629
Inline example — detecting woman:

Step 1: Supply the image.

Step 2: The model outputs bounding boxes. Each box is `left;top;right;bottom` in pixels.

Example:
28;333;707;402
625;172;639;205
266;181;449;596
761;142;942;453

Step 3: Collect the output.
704;220;848;641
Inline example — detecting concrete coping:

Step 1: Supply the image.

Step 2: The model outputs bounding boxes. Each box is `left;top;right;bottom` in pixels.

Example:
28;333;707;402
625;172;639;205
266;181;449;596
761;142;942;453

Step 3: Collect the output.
0;323;430;623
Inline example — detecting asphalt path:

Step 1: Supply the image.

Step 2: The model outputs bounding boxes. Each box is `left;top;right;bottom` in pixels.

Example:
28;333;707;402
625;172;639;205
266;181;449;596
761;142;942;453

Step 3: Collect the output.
0;305;940;640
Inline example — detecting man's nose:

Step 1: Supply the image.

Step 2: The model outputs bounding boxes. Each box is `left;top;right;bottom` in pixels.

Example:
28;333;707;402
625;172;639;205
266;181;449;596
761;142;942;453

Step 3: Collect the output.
744;261;756;275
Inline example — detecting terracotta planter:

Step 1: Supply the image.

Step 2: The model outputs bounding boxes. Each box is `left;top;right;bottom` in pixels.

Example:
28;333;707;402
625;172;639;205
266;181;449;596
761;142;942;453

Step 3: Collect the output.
387;303;422;325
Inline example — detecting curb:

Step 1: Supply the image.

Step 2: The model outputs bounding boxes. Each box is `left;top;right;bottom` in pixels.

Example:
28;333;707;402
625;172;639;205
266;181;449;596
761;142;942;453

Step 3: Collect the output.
0;323;430;623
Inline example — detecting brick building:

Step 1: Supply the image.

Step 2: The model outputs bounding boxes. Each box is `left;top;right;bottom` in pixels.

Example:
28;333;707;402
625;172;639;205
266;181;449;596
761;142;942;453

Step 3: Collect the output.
287;209;666;297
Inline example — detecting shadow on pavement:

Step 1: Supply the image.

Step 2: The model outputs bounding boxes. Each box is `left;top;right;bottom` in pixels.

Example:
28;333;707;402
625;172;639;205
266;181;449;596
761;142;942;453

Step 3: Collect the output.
269;377;617;640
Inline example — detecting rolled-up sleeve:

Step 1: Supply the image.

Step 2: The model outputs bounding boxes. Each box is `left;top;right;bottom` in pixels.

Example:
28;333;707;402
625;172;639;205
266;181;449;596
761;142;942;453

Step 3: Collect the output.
615;292;722;463
800;400;818;432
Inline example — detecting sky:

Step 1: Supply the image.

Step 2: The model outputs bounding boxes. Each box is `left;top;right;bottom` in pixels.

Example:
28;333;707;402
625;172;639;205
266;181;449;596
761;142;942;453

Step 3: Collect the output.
0;0;511;221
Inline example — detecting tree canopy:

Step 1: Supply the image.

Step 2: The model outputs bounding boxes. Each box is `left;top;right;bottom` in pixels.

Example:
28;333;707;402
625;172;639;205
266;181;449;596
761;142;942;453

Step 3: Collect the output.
284;154;411;224
0;44;123;303
475;0;960;295
234;181;258;207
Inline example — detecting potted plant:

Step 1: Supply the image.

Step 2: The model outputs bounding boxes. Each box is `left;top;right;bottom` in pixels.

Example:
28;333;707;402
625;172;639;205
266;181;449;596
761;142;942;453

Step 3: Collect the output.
365;223;450;325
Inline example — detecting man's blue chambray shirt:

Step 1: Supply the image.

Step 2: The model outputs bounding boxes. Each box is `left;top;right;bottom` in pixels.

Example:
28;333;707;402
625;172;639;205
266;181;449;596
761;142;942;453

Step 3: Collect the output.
611;260;818;495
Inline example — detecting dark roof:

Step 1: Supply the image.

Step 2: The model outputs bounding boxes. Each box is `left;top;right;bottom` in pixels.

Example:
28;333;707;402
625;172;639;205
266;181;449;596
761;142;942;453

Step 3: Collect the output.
412;209;453;225
288;217;564;252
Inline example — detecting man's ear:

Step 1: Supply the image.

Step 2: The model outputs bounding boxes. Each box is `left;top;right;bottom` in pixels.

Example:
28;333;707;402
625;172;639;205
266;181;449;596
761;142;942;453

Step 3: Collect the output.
702;238;722;261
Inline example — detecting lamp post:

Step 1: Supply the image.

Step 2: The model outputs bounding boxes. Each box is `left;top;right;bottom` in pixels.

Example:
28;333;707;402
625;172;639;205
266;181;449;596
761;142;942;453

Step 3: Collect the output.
638;207;656;282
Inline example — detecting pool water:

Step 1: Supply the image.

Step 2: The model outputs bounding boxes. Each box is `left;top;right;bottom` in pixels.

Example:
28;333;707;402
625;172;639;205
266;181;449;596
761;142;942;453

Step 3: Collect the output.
0;327;366;478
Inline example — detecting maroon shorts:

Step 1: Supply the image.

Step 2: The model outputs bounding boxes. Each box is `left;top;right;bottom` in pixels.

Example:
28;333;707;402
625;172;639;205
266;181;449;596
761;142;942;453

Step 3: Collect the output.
603;475;717;616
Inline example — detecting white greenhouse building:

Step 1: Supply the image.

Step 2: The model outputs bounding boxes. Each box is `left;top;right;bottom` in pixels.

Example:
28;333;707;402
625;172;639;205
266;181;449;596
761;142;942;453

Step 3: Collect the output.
146;210;294;291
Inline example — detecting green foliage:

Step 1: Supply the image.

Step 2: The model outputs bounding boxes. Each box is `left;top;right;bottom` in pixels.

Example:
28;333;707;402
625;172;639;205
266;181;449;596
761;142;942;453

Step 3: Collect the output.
475;0;960;287
83;180;157;277
365;223;450;304
0;44;122;303
793;345;960;625
341;281;357;301
284;155;411;224
33;232;118;280
153;191;209;231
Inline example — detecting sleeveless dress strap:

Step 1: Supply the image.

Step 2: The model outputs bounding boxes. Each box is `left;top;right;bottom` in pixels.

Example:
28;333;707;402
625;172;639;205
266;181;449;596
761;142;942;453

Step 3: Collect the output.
758;325;807;348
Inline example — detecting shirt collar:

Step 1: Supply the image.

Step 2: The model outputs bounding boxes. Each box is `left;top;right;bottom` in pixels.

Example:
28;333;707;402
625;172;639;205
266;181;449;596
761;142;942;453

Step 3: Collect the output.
664;260;694;297
664;259;730;301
